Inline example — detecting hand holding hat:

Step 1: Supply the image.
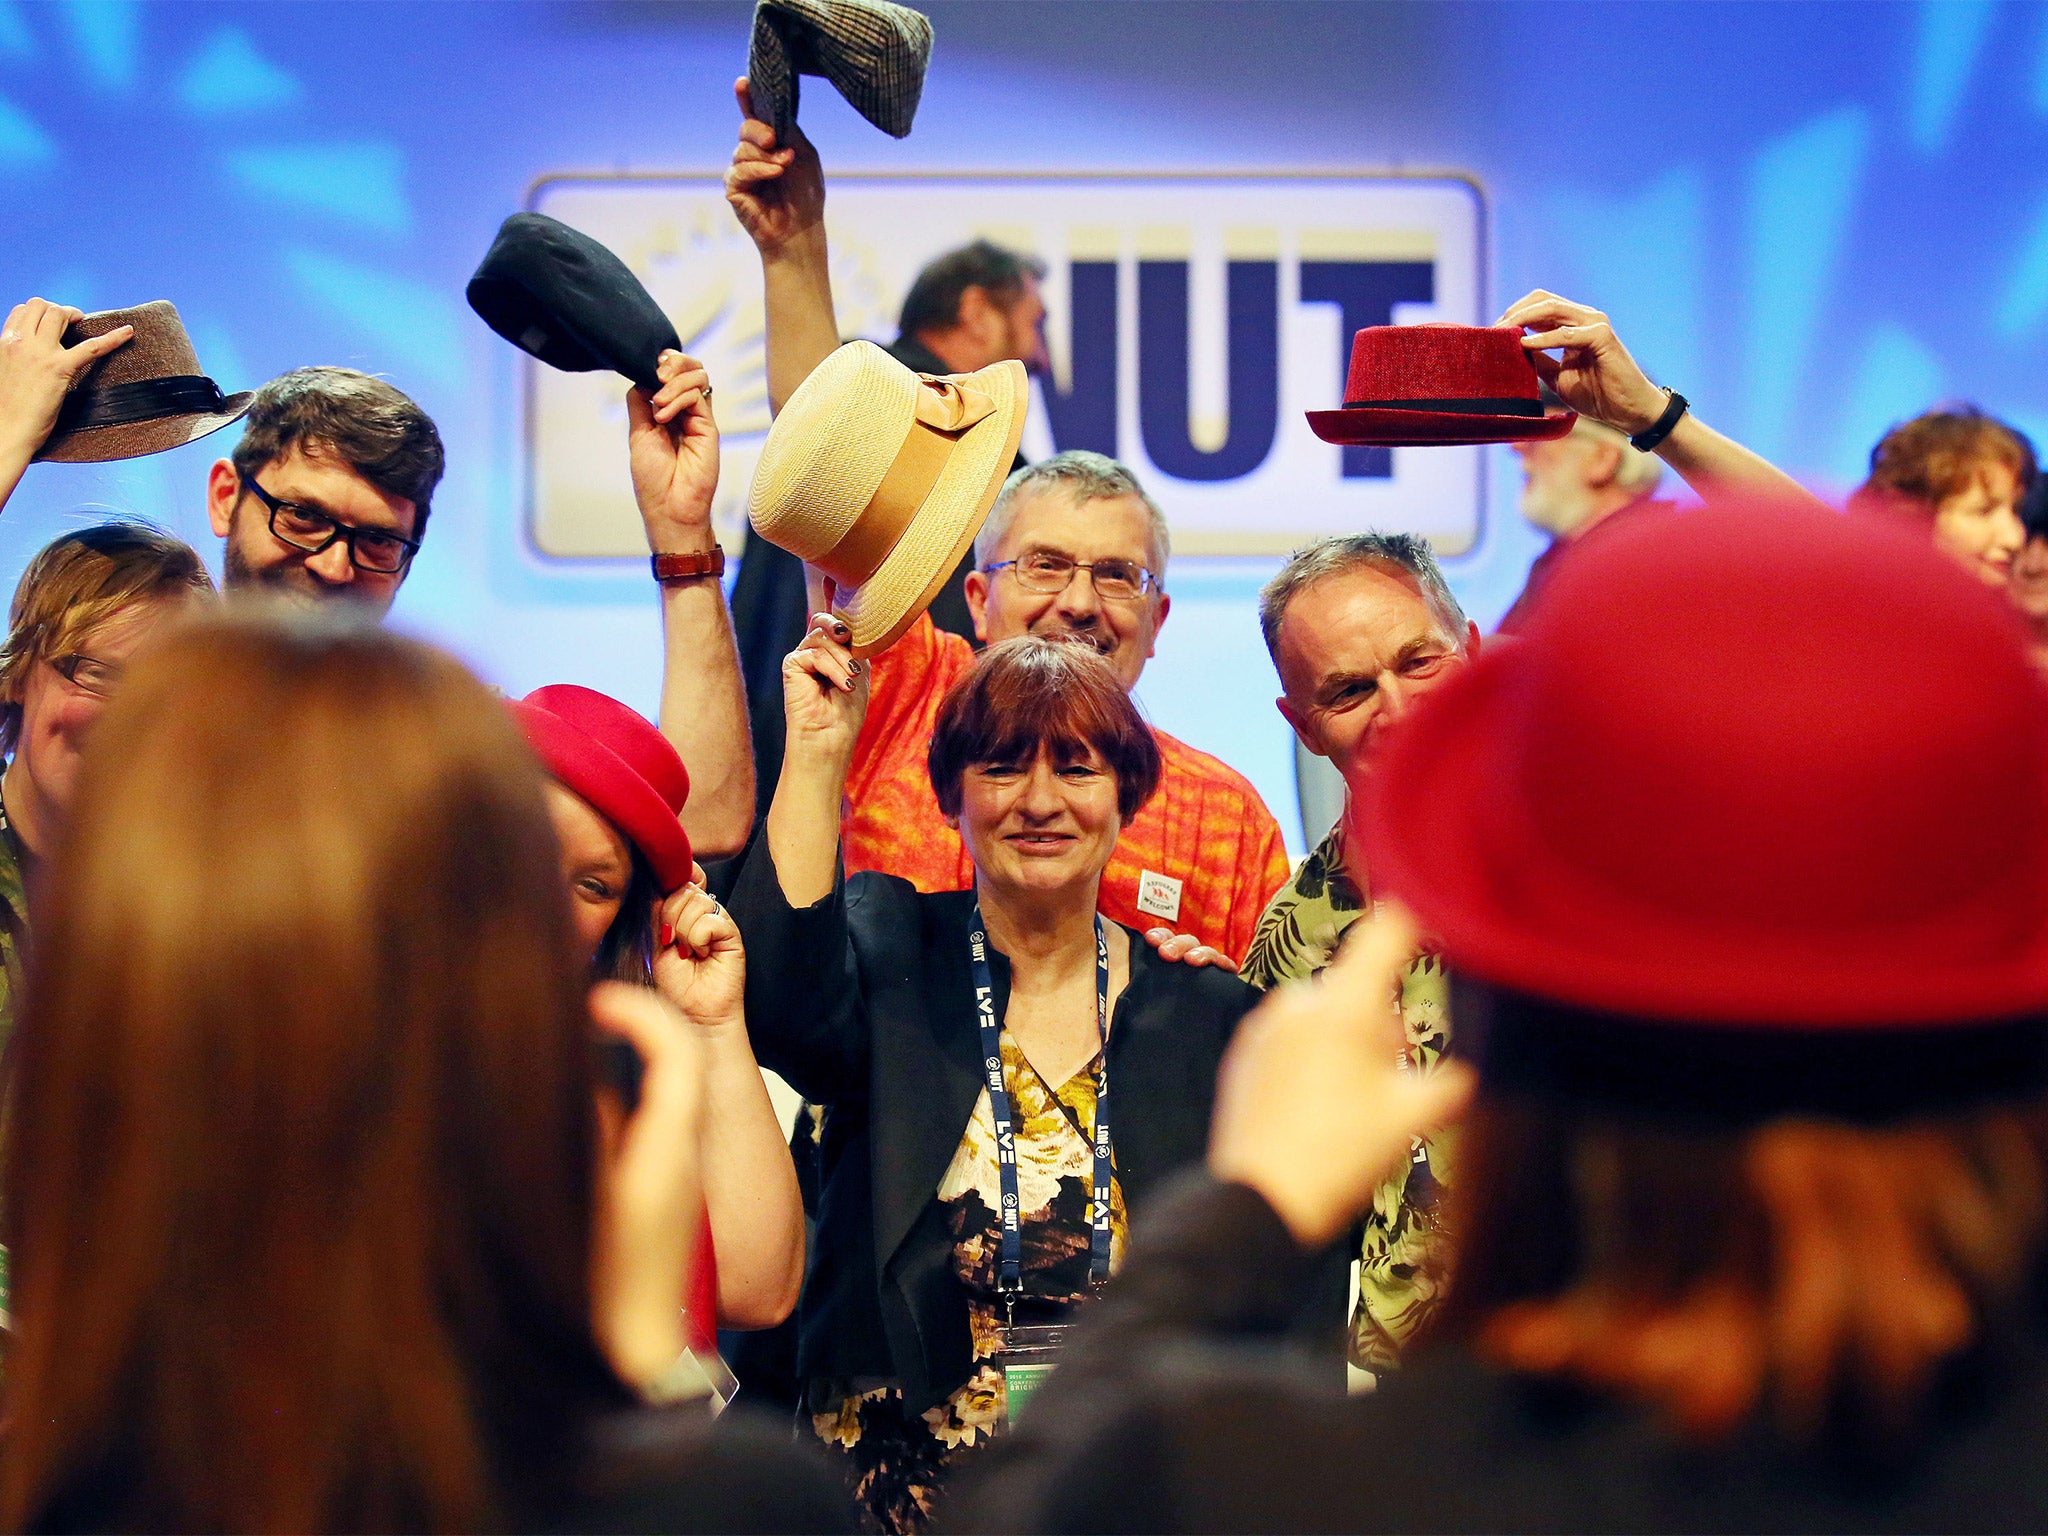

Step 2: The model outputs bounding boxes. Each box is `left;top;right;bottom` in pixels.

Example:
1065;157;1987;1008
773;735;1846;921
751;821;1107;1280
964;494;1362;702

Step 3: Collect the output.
654;881;746;1032
0;298;134;471
1497;289;1672;440
726;77;826;263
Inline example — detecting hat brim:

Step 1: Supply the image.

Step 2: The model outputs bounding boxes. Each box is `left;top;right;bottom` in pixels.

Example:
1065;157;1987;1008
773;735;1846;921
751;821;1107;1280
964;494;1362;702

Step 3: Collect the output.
514;704;696;894
1367;643;2048;1027
833;358;1027;660
33;396;255;465
1306;405;1577;448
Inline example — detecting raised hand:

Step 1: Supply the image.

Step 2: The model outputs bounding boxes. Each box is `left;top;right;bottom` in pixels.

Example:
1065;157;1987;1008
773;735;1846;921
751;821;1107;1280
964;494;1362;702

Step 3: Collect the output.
0;298;133;469
1209;903;1473;1248
724;76;825;259
1497;290;1669;438
588;980;707;1388
781;611;868;763
629;350;718;547
653;876;746;1030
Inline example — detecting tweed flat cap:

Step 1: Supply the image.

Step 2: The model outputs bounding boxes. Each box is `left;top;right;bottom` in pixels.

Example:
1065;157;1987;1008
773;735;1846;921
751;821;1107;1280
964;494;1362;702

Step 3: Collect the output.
749;0;933;141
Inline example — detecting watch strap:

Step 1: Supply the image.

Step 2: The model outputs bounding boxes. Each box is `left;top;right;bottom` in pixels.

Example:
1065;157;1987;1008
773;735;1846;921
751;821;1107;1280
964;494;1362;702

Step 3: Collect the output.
1629;389;1690;453
652;547;726;583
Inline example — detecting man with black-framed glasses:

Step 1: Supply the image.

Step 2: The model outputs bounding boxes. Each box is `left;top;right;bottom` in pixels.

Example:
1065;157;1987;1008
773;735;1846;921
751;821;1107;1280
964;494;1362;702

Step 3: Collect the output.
204;367;443;615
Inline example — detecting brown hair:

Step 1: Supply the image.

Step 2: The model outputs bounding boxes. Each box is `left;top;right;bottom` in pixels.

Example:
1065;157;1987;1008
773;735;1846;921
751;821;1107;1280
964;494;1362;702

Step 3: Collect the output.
0;609;630;1533
1443;1091;2048;1449
1853;406;2037;517
927;635;1162;823
230;367;446;536
0;522;214;757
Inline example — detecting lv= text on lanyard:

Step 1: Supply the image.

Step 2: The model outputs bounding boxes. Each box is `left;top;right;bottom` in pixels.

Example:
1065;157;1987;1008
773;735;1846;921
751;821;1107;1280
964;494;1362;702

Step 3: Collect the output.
967;904;1113;1325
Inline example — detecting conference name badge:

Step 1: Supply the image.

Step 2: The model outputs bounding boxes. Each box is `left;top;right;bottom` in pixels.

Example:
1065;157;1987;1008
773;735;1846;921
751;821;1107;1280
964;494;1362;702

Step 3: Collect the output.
1136;869;1183;923
1001;1320;1077;1424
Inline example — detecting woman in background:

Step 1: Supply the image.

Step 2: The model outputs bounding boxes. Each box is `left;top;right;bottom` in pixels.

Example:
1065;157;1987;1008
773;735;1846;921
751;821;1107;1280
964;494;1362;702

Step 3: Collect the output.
513;683;803;1342
0;612;846;1533
1849;405;2036;590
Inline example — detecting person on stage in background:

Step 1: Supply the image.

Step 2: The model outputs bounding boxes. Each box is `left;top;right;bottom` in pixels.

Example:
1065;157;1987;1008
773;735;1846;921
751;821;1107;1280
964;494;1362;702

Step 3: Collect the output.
1848;404;2035;591
723;77;1045;815
0;610;850;1533
724;617;1336;1534
1496;414;1670;634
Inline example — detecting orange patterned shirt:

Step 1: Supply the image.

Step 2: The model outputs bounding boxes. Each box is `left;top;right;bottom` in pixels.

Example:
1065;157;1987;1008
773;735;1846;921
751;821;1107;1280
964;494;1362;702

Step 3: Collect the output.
843;614;1292;965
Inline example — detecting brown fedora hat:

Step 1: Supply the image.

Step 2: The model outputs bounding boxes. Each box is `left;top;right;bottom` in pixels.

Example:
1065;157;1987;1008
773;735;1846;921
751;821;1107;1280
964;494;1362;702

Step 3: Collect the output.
34;301;253;465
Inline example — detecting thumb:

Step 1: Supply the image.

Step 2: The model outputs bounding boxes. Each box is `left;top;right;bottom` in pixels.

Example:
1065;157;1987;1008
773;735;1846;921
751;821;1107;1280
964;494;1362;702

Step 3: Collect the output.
735;75;757;122
624;385;658;436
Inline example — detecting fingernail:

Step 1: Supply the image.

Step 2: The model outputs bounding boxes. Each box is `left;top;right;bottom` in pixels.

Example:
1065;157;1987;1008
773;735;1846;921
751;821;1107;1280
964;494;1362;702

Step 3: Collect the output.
659;924;674;947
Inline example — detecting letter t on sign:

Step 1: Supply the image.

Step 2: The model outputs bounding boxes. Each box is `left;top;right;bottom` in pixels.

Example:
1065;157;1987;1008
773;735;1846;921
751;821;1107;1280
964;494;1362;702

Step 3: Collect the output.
1298;262;1436;478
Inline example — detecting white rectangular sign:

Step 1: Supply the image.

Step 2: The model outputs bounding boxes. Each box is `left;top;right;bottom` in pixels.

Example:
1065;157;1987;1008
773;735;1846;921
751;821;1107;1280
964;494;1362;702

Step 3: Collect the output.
525;171;1487;561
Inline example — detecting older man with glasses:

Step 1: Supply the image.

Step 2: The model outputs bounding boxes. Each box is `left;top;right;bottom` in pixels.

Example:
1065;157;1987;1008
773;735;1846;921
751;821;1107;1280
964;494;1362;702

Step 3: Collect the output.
837;449;1290;966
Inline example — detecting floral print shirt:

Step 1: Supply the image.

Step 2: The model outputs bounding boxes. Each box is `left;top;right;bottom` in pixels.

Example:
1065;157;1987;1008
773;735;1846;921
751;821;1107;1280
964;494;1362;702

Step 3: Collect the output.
1241;821;1454;1373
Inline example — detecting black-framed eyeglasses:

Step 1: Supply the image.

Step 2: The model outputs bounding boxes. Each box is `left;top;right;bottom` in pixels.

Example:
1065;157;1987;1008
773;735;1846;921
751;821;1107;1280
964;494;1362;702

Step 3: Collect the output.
50;652;122;700
982;550;1161;602
241;474;420;576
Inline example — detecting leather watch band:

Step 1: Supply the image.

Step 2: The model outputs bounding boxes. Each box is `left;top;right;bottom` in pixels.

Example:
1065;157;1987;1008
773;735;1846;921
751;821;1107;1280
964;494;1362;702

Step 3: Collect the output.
651;548;726;583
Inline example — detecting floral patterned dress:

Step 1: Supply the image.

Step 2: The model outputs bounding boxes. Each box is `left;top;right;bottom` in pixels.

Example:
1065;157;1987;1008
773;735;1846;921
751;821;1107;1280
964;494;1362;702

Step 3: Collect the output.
810;1034;1129;1535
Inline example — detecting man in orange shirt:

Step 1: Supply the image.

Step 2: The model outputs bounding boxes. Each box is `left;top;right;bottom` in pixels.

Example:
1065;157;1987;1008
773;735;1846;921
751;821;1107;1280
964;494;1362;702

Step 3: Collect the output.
836;449;1289;964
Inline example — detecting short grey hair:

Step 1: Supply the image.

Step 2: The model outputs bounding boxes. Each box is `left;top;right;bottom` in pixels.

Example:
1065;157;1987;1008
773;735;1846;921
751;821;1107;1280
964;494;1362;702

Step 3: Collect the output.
1575;415;1665;497
974;451;1173;579
1258;532;1469;668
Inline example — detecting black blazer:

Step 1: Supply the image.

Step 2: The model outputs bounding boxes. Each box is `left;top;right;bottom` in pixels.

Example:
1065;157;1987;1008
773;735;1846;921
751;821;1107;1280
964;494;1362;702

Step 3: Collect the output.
726;831;1335;1417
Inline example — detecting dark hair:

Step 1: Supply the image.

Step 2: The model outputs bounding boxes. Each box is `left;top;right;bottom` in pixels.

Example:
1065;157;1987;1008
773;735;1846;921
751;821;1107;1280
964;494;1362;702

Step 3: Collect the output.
230;367;446;537
594;847;663;984
0;521;214;757
898;239;1048;339
1;609;630;1532
1852;406;2037;519
927;635;1162;823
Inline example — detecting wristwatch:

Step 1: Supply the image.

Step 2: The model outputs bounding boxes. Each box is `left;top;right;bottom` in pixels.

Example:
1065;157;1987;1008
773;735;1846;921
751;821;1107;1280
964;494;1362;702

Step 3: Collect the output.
651;548;726;584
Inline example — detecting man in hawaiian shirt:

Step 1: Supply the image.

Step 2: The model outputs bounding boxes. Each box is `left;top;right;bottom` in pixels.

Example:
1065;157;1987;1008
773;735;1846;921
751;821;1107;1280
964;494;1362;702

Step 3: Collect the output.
1241;532;1475;1372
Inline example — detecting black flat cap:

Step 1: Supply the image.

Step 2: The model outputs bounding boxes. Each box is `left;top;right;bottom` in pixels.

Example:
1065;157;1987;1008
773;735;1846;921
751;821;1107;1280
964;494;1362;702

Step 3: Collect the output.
466;213;680;392
749;0;933;141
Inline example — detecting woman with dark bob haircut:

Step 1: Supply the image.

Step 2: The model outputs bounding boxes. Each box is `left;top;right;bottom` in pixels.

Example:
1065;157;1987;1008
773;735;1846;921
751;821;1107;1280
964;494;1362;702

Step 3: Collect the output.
0;610;848;1534
725;620;1343;1534
958;502;2048;1534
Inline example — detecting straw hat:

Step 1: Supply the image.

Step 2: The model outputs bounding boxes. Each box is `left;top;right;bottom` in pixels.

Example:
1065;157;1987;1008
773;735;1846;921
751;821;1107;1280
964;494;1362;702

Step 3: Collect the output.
748;340;1025;657
35;301;252;465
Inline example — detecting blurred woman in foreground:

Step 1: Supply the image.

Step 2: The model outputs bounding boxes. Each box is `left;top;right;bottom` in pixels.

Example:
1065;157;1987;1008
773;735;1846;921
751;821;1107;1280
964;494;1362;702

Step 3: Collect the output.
0;612;846;1533
966;502;2048;1533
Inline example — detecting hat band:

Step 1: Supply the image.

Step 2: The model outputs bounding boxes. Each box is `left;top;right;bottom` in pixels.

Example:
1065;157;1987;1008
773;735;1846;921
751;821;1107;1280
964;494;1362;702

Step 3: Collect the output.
54;375;228;434
815;416;957;589
1454;973;2048;1125
1342;396;1545;416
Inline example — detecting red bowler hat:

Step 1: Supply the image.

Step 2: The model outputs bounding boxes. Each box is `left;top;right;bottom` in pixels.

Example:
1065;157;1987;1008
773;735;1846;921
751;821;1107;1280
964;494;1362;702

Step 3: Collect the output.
510;685;694;894
1307;324;1577;447
1366;500;2048;1027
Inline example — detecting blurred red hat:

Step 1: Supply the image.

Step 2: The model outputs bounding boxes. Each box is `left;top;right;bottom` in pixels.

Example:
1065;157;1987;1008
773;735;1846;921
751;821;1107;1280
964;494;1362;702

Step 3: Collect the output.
1368;500;2048;1027
1306;324;1576;448
510;685;694;893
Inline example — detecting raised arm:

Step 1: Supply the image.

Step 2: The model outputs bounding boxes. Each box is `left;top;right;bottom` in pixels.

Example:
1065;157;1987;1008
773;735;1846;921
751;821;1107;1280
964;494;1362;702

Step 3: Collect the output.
0;299;133;513
1498;290;1827;512
765;614;869;906
652;877;803;1331
725;77;840;415
634;351;755;858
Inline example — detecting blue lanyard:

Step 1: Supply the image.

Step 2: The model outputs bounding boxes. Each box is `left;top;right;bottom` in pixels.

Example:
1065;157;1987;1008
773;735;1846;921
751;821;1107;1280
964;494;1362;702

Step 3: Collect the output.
968;905;1113;1298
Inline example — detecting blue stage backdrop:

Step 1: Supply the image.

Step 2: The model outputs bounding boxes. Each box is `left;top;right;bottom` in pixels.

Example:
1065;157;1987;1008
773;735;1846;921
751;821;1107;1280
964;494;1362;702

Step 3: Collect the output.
3;0;2045;850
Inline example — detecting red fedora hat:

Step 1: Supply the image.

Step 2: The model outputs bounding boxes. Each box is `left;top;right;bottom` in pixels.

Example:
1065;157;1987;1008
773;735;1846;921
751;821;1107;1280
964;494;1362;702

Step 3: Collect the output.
510;684;694;893
1366;500;2048;1027
1307;324;1576;448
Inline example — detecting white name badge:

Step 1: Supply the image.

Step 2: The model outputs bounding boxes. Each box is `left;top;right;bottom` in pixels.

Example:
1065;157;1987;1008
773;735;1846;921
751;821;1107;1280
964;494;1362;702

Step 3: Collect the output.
1136;870;1184;923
